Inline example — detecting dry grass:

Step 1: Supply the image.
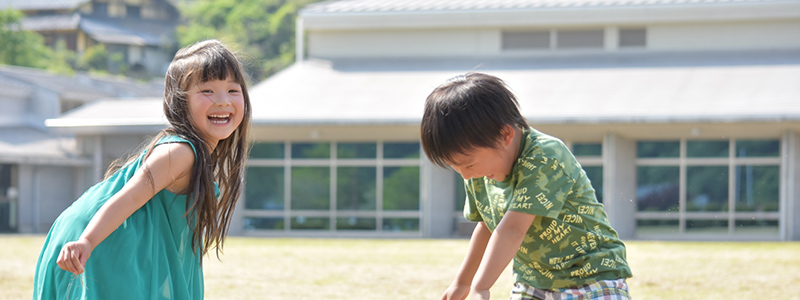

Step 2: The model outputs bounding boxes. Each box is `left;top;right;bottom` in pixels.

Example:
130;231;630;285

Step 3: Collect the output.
4;235;800;299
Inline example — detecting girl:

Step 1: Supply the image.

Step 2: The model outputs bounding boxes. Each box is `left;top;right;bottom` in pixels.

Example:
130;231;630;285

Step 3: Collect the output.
32;39;252;299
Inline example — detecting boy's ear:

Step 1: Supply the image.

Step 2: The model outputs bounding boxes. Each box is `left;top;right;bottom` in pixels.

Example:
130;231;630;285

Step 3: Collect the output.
500;124;516;146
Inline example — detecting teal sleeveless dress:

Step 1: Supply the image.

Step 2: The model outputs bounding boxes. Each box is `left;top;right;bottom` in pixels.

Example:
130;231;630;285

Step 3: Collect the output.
33;136;212;300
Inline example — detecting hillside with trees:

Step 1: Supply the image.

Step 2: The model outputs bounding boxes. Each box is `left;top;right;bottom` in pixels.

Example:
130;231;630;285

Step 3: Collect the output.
177;0;322;82
1;0;322;82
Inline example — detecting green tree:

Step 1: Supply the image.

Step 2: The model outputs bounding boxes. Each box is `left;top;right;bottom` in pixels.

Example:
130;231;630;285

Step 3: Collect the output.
0;9;71;71
75;44;110;71
177;0;321;82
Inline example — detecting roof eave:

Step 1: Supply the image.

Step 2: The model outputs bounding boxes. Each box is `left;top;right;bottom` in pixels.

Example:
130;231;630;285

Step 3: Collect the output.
301;1;800;30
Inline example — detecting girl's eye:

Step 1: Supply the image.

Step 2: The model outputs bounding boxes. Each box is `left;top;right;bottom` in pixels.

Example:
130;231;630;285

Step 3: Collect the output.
229;89;241;94
201;90;213;94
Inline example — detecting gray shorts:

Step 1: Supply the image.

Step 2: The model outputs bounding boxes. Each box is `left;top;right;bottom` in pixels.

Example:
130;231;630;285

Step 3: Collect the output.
509;278;631;300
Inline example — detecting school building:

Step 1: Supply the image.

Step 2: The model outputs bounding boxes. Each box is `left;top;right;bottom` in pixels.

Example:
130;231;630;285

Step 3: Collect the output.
15;0;800;241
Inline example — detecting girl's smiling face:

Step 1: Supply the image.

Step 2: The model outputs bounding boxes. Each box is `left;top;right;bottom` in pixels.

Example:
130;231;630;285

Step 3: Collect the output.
187;77;245;149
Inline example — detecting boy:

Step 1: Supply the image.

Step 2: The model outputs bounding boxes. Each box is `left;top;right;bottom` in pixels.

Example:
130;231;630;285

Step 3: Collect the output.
421;73;632;300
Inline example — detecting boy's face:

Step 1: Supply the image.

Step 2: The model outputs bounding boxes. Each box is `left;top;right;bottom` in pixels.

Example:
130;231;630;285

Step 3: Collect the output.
446;126;519;182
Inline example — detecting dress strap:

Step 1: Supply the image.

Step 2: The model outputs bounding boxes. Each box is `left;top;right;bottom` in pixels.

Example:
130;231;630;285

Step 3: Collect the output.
155;135;198;158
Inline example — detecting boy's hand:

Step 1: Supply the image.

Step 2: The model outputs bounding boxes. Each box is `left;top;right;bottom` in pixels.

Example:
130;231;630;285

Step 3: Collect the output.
56;238;93;275
469;289;490;300
441;282;470;300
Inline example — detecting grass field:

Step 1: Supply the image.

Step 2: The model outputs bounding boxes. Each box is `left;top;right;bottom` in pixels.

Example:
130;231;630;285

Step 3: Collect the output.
4;235;799;299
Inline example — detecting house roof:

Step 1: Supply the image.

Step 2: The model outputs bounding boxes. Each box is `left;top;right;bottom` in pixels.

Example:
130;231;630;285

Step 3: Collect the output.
300;0;800;29
79;16;176;46
248;50;800;125
0;64;163;102
44;98;167;132
0;127;86;165
0;0;87;11
303;0;792;14
20;13;80;31
47;50;800;131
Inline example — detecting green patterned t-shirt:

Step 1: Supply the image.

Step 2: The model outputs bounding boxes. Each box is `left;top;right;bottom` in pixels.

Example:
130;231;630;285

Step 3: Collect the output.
463;128;633;289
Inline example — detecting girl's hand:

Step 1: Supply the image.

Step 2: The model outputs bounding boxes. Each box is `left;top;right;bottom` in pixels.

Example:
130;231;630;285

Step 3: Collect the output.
469;289;490;300
56;238;93;275
441;282;470;300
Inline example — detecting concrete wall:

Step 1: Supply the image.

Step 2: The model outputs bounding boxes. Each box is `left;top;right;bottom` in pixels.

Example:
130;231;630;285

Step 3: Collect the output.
309;29;500;58
648;20;800;51
16;165;80;233
787;131;800;240
307;20;800;58
603;133;637;240
421;159;456;238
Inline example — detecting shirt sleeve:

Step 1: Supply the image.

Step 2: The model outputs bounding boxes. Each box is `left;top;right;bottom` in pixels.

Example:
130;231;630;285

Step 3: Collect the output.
508;155;575;219
463;179;484;222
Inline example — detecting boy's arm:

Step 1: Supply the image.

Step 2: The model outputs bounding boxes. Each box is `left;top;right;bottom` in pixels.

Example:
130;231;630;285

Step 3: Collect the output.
469;210;536;300
56;143;194;275
442;221;491;300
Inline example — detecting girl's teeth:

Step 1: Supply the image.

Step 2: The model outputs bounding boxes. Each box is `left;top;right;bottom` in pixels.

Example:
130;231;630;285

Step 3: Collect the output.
209;114;231;124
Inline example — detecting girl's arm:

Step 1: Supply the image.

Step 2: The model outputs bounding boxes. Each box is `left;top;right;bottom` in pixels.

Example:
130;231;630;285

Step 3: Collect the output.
441;221;491;300
56;143;195;275
469;210;536;300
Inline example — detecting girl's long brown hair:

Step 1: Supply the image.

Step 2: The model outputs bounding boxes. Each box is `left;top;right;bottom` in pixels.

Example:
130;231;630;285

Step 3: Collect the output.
106;39;251;260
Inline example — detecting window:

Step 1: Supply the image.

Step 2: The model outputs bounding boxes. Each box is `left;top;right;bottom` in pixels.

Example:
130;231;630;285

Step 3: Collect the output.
557;30;604;49
502;31;550;50
244;141;421;235
126;5;141;18
619;28;646;48
573;143;603;203
0;164;18;232
635;139;781;238
92;3;108;17
502;28;604;51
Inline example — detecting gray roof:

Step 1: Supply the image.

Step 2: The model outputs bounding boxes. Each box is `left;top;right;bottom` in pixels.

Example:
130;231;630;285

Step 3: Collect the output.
303;0;795;14
0;127;85;165
45;98;167;131
0;65;163;100
0;0;87;11
49;50;800;130
247;50;800;125
20;13;80;31
80;16;176;46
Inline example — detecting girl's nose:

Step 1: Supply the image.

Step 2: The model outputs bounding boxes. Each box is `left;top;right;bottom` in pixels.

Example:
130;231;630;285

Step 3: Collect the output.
213;95;233;106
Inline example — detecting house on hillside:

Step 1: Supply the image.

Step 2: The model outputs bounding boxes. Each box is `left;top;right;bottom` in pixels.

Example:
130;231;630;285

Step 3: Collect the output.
46;0;800;241
0;65;163;233
0;0;179;75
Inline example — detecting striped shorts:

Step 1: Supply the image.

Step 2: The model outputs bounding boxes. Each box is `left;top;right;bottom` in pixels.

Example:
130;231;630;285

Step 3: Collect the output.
509;278;630;300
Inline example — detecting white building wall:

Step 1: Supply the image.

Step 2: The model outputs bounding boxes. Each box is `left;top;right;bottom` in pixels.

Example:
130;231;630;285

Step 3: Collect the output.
16;165;75;233
37;166;77;230
308;29;499;58
648;20;800;51
306;20;800;58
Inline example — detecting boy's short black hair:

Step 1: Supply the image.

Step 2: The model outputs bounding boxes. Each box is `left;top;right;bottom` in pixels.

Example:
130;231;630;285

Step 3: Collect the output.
421;72;528;167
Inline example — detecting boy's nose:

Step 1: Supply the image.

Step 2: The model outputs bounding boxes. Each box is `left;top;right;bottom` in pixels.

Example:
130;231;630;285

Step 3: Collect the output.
455;168;476;180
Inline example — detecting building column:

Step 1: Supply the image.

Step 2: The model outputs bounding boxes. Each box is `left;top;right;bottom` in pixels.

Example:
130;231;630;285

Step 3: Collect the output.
603;133;636;240
16;165;35;233
421;158;455;238
784;131;799;241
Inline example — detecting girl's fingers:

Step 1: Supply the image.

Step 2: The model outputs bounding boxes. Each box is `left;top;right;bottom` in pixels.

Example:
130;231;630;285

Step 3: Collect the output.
70;250;84;275
56;243;83;275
